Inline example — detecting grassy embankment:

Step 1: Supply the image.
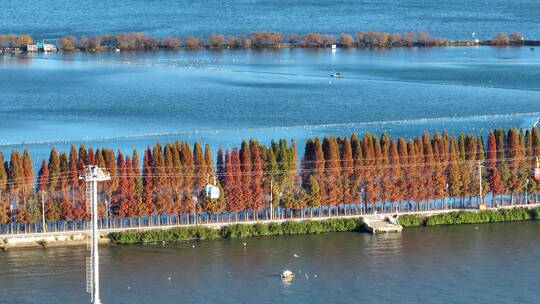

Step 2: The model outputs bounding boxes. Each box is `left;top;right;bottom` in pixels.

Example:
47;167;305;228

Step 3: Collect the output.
104;208;540;245
398;207;540;228
109;218;365;244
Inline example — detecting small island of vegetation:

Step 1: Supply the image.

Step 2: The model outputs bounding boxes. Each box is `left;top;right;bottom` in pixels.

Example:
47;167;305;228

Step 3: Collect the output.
0;31;536;54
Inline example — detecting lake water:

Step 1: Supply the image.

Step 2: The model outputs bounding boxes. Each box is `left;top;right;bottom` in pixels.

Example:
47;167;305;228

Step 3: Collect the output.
2;2;540;303
1;46;540;162
1;221;539;304
1;0;539;40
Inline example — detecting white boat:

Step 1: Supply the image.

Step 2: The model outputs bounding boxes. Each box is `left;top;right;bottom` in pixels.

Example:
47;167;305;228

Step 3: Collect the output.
330;72;344;78
281;270;295;281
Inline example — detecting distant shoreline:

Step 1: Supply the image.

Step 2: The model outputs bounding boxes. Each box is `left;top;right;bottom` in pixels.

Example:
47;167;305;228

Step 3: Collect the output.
1;31;538;54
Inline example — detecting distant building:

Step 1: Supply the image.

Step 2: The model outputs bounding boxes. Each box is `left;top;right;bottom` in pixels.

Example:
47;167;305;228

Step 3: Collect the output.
24;44;38;52
37;40;58;52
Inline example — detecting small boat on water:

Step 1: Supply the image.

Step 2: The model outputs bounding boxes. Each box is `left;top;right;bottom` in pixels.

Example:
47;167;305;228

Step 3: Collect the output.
281;270;295;281
330;72;344;78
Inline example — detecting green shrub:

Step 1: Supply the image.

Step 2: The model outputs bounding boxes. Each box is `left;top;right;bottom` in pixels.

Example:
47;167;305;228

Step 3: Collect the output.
252;223;270;236
109;218;364;245
398;215;422;227
425;208;536;226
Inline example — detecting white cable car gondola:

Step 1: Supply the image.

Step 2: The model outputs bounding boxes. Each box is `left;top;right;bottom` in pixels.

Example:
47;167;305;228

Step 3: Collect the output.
205;184;220;199
534;157;540;181
204;174;221;199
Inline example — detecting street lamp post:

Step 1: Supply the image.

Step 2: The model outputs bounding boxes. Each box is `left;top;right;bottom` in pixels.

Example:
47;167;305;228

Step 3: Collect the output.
525;178;530;205
9;204;13;234
360;188;366;214
104;200;110;229
80;165;110;304
445;183;449;209
269;179;273;220
41;191;46;233
360;188;365;214
478;161;484;208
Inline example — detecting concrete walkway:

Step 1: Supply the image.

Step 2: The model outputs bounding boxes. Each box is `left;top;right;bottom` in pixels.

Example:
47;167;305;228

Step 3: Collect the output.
2;203;539;249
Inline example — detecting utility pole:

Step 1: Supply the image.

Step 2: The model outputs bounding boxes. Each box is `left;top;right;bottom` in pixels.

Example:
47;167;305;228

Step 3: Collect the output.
478;161;484;208
80;165;110;304
41;191;46;233
269;179;273;220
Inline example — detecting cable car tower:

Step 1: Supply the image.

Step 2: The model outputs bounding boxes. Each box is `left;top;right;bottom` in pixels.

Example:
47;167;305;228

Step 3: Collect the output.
80;165;110;304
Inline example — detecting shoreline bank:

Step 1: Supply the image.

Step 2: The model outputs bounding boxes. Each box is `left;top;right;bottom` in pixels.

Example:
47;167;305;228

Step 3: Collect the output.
2;205;539;250
398;207;540;227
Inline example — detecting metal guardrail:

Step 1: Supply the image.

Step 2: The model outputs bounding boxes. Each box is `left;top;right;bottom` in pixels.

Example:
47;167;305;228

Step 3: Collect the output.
2;202;539;239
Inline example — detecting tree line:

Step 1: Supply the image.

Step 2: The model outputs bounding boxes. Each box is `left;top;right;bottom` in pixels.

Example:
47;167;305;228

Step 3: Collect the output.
0;127;539;225
0;31;531;52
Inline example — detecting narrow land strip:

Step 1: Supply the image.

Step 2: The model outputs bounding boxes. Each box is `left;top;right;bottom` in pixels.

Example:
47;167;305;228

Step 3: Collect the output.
2;203;539;249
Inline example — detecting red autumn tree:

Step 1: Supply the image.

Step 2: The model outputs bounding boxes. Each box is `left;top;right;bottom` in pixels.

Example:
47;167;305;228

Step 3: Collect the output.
193;142;207;193
224;149;243;214
87;148;96;165
240;140;252;213
59;194;74;221
216;147;225;186
249;141;264;217
340;137;354;204
351;133;363;203
37;160;49;194
21;148;34;199
141;148;154;215
323;136;341;210
48;148;61;194
387;139;401;209
125;156;138;217
116;151;130;217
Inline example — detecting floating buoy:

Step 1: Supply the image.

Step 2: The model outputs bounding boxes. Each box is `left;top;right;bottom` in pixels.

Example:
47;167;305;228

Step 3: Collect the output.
281;270;295;282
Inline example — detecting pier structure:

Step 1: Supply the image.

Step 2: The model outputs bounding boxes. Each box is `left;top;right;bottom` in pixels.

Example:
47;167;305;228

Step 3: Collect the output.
363;214;403;234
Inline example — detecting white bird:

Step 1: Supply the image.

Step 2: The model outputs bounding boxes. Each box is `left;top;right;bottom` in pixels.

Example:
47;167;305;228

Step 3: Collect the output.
168;277;172;281
192;244;195;248
293;254;300;258
127;286;131;290
243;242;247;247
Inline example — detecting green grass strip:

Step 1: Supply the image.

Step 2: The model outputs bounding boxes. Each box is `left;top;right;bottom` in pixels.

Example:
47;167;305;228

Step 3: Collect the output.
109;218;365;244
398;208;540;227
